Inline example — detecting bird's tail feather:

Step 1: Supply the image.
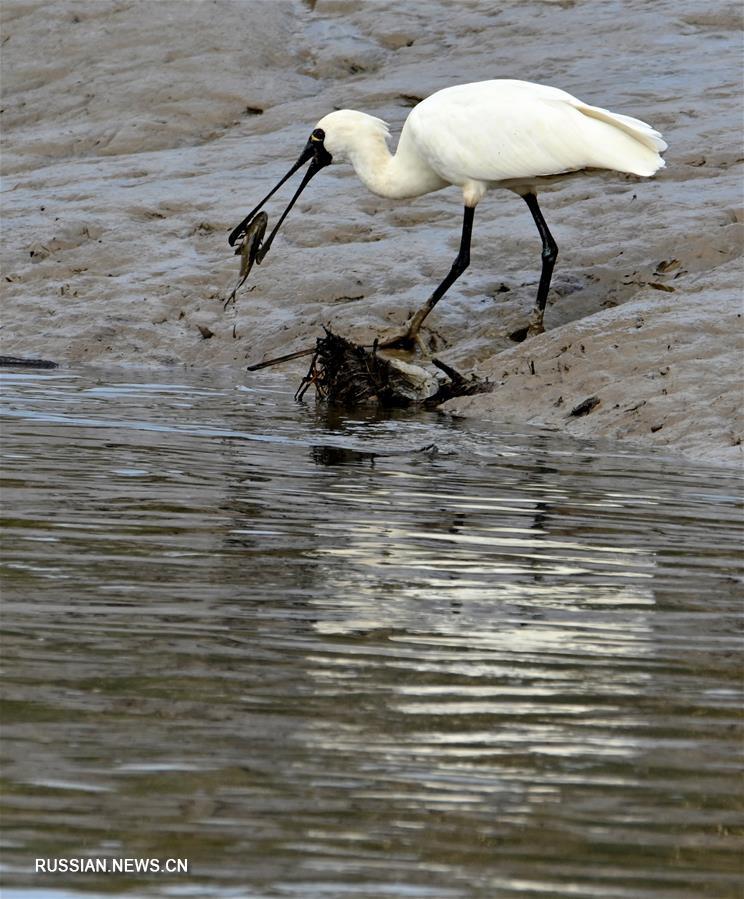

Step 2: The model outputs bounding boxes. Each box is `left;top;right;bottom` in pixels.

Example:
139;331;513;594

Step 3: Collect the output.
575;102;667;176
579;103;667;152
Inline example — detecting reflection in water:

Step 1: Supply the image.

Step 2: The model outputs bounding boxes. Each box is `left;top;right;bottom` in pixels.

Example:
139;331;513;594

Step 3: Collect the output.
1;369;742;899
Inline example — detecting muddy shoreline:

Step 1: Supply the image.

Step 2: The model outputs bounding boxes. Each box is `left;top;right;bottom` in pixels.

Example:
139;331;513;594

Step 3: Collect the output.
1;0;741;465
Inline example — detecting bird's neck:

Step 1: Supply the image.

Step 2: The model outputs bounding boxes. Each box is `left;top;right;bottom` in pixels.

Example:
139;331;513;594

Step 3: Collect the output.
347;130;446;200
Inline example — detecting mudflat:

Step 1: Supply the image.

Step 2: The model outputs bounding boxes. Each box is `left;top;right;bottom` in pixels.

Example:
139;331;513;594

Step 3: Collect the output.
1;1;741;464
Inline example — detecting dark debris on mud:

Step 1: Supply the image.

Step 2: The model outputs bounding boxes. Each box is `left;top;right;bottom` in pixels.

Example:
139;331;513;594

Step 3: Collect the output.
295;329;493;408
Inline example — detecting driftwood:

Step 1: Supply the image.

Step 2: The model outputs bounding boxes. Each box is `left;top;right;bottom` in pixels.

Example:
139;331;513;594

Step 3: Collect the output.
0;356;58;369
293;329;493;408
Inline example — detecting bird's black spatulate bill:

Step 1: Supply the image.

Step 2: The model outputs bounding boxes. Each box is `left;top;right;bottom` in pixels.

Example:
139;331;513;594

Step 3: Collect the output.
255;158;326;262
228;145;312;247
228;138;331;248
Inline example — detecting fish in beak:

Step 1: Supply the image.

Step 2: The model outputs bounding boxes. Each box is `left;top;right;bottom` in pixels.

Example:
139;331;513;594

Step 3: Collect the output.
228;128;333;258
224;211;268;308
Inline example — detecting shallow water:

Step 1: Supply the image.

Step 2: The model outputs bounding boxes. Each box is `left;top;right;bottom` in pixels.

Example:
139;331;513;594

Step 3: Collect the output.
1;368;742;899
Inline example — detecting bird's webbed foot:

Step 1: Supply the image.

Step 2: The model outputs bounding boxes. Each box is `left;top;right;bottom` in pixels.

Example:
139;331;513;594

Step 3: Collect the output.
377;301;446;353
378;318;446;354
526;307;545;337
508;308;545;343
378;326;421;352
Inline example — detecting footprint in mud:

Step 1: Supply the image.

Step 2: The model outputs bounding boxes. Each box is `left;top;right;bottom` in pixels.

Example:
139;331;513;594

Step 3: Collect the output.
28;221;102;260
126;201;197;223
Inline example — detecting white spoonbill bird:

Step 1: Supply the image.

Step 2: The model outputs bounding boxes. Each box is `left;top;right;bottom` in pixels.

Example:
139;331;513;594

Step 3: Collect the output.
229;79;666;347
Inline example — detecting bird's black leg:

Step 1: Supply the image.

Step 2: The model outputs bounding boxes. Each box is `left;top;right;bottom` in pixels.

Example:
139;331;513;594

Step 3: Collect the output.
523;192;558;335
382;205;475;350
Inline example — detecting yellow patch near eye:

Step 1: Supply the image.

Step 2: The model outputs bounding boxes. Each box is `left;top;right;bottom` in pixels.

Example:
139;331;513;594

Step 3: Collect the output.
310;134;321;142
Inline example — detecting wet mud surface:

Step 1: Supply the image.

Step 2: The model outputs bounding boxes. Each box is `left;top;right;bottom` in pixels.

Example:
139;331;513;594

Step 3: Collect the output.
1;1;742;462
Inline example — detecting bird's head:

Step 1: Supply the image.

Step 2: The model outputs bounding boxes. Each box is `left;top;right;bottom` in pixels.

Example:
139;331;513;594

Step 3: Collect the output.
312;109;390;163
228;110;389;250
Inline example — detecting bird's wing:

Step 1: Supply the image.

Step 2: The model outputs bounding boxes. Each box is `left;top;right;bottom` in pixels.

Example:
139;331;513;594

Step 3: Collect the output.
408;81;665;183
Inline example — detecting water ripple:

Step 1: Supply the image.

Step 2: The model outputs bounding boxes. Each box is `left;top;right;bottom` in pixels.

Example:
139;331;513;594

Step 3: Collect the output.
1;368;742;899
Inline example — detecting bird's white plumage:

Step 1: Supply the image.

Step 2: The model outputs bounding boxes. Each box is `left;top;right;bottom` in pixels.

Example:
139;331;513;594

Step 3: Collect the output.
255;79;667;344
231;81;665;348
316;80;666;202
405;80;666;184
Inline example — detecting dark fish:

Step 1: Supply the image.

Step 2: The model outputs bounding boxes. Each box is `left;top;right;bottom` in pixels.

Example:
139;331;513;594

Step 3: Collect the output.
224;211;268;308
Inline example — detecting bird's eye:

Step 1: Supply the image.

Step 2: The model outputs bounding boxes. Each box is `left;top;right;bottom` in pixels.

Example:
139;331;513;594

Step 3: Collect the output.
310;128;325;143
